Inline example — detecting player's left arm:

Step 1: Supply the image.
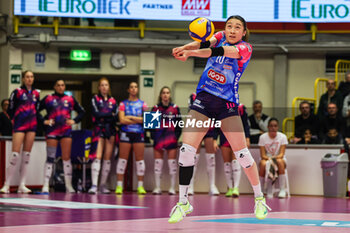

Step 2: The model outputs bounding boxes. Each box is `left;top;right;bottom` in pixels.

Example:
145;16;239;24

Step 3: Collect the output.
70;97;85;125
130;102;148;123
275;144;286;159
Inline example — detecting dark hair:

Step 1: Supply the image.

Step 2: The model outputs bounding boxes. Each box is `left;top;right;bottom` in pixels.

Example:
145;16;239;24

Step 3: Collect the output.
299;101;310;109
225;15;249;41
128;82;138;89
253;100;262;106
22;70;33;78
158;86;172;104
54;79;65;85
1;99;9;108
268;117;279;126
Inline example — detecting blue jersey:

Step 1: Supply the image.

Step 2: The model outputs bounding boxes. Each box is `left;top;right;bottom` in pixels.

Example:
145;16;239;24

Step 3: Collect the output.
119;99;147;133
196;31;253;104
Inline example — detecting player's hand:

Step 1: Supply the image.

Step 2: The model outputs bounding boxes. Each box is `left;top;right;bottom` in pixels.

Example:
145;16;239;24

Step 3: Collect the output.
66;119;75;126
174;50;190;61
44;119;55;126
172;46;185;57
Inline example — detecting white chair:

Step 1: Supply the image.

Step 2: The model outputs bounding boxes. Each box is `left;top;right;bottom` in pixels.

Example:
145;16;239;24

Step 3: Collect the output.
264;157;290;198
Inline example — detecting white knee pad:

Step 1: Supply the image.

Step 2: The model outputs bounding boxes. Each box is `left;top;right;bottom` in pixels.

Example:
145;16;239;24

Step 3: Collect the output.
205;153;215;170
9;152;19;166
168;159;177;175
154;159;163;175
234;148;255;169
21;151;30;163
116;158;127;175
178;143;197;167
136;160;145;176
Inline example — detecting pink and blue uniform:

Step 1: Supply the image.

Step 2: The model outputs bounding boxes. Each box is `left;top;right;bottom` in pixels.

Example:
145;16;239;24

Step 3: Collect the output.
90;94;118;158
219;104;250;147
8;85;40;132
151;103;181;150
190;31;253;120
39;93;85;139
119;99;148;143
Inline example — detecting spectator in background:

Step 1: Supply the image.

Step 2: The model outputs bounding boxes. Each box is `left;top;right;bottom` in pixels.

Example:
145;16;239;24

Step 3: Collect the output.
322;128;344;144
337;71;350;100
249;100;270;144
293;101;319;143
296;128;319;144
342;91;350;128
319;102;345;142
258;118;288;198
0;99;12;136
317;79;343;120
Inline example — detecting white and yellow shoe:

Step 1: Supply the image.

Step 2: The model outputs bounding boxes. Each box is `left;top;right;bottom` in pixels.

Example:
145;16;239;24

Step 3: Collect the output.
168;202;193;224
254;196;271;220
17;185;32;194
0;185;10;194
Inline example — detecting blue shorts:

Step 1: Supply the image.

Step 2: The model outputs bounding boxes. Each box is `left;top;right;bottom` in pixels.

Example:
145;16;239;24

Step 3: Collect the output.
154;133;178;150
203;128;215;139
120;131;144;143
190;91;239;120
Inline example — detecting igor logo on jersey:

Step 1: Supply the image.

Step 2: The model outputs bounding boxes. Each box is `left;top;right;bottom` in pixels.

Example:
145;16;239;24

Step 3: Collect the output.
143;110;161;129
207;69;226;84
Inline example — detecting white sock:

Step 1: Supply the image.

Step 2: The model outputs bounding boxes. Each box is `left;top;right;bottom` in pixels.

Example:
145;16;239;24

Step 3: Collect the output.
43;163;53;187
259;176;265;193
91;159;101;186
117;181;123;187
19;151;31;186
205;153;216;187
100;160;111;186
224;162;233;189
189;153;199;189
232;160;241;188
138;181;143;188
252;183;263;198
63;159;73;188
154;159;163;189
179;185;189;204
5;152;20;186
279;174;286;191
168;159;177;190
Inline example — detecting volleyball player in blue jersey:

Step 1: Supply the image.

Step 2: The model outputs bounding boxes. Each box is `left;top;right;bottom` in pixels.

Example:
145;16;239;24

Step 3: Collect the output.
115;82;148;195
168;15;270;223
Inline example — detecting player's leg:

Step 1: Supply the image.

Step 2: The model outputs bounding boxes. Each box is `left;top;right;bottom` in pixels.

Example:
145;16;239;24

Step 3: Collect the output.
167;148;177;195
42;138;59;193
60;137;75;193
276;158;287;198
169;110;208;223
232;153;241;197
204;136;219;195
99;136;115;194
115;142;132;194
0;132;25;193
221;116;271;220
188;147;200;195
153;148;164;194
89;137;104;194
133;142;146;195
221;146;234;197
17;131;35;193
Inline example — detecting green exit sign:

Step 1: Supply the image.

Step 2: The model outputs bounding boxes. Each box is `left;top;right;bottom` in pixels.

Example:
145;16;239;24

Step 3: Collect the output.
70;50;91;61
143;77;153;87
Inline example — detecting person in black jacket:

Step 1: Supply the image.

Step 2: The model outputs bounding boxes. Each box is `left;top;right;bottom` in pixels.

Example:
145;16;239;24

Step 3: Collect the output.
0;99;12;136
293;101;319;143
248;100;270;144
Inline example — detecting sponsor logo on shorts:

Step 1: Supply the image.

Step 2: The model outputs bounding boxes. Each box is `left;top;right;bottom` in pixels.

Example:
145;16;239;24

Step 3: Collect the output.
207;69;226;84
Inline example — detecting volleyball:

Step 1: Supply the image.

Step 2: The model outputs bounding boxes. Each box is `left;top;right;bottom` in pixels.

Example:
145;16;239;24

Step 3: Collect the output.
188;17;215;42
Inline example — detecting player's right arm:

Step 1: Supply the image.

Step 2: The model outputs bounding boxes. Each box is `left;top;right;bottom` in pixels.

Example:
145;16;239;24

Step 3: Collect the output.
118;102;137;125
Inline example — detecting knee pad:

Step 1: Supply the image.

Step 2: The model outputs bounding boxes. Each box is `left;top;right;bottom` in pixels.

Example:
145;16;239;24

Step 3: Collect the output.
178;143;197;167
92;159;101;172
168;159;177;175
102;160;111;171
224;162;231;174
9;152;19;166
46;146;56;163
136;160;145;176
205;153;215;169
116;158;127;175
234;148;255;169
21;151;30;163
194;153;200;166
231;159;241;172
154;159;163;175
